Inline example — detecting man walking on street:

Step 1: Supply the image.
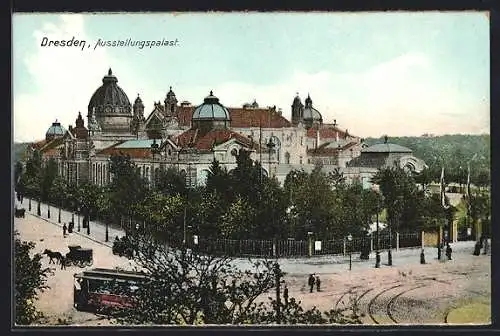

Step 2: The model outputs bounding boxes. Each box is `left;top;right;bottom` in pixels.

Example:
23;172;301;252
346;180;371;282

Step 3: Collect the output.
445;242;452;260
308;274;315;293
63;223;67;237
316;275;321;292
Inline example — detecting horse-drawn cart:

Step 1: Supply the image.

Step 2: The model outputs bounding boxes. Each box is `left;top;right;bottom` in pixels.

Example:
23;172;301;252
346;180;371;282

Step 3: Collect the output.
65;245;93;268
14;207;25;218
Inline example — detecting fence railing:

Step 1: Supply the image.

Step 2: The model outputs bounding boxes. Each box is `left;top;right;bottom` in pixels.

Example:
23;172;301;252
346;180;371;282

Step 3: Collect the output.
191;232;422;258
115;217;424;258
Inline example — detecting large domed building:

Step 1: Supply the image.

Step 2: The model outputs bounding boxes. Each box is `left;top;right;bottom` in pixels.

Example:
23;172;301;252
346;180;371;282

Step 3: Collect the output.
27;68;425;188
88;68;132;134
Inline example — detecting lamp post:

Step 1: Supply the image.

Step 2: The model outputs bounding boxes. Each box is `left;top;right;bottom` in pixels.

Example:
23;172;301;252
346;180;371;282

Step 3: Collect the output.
347;234;353;271
28;198;31;211
77;207;81;232
58;200;61;223
86;207;90;235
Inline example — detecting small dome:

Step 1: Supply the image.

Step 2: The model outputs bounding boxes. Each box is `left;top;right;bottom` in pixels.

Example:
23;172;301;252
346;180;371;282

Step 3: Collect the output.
302;95;323;122
45;120;66;139
192;91;230;121
292;93;302;106
134;94;144;106
88;68;131;117
166;86;176;99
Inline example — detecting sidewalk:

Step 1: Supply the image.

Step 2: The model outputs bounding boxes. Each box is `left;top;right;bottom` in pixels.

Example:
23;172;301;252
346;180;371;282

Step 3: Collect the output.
20;197;125;248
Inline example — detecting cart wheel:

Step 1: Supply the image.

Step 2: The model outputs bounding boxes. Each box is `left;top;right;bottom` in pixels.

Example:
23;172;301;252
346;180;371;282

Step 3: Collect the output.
77;260;85;268
85;260;92;267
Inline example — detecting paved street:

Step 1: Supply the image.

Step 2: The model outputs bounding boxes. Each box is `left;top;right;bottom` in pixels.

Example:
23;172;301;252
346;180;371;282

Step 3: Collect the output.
14;206;491;326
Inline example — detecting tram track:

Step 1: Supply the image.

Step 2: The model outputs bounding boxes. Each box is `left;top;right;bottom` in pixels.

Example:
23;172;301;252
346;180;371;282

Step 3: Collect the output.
367;284;404;324
386;283;428;324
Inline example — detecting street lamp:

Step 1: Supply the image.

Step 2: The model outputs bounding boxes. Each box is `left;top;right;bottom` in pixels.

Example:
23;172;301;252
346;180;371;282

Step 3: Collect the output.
58;200;61;223
86;207;91;235
77;207;81;232
347;234;353;271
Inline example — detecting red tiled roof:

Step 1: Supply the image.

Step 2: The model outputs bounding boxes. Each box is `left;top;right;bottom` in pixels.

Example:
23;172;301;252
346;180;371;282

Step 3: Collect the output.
306;126;351;139
229;108;291;128
175;128;256;151
307;141;358;156
175;106;291;129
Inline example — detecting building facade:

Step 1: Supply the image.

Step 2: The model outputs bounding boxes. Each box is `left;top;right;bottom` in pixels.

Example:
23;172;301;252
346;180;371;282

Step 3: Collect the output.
27;69;425;188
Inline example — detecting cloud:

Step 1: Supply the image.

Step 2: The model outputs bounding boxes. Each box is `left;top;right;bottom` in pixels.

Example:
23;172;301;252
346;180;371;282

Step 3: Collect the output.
14;16;489;143
13;15;164;143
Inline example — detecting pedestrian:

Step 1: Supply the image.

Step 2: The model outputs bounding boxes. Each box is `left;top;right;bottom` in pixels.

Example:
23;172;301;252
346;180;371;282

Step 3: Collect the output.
483;237;489;255
60;256;66;270
308;274;315;293
68;221;74;234
283;284;289;306
316;275;321;292
63;223;67;237
445;242;452;260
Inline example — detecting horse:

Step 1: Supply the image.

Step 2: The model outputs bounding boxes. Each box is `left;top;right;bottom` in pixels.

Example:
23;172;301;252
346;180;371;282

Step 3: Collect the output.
43;249;64;264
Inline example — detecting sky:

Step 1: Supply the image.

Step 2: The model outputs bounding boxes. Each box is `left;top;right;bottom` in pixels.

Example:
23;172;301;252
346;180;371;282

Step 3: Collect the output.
12;12;490;143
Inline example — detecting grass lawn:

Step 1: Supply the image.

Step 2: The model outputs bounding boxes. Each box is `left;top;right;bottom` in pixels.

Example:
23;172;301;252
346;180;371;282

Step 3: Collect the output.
446;297;491;324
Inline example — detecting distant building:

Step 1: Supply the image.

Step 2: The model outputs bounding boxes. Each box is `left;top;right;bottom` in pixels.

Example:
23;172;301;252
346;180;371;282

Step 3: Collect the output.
26;68;425;189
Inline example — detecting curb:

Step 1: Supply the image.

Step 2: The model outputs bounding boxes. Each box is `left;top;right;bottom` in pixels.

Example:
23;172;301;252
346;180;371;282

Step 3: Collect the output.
26;212;113;248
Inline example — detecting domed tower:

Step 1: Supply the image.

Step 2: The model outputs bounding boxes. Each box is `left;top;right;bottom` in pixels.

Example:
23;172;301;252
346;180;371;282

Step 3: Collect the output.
87;68;132;134
131;94;146;135
164;86;178;117
73;112;89;139
291;93;304;126
302;94;323;128
191;90;230;134
45;120;66;141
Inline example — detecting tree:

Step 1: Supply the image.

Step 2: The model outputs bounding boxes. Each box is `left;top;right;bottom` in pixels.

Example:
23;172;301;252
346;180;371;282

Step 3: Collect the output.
108;154;148;221
75;183;103;226
371;165;424;232
132;191;185;243
220;196;255;239
113;233;361;325
154;167;187;197
40;158;58;202
14;232;51;325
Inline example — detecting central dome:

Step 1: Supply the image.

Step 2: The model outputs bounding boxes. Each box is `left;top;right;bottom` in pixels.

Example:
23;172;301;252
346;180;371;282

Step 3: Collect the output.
191;91;231;132
192;91;231;121
87;68;132;134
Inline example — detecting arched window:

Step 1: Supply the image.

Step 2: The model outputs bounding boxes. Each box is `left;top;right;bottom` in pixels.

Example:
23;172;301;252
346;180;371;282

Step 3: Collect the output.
285;152;290;164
